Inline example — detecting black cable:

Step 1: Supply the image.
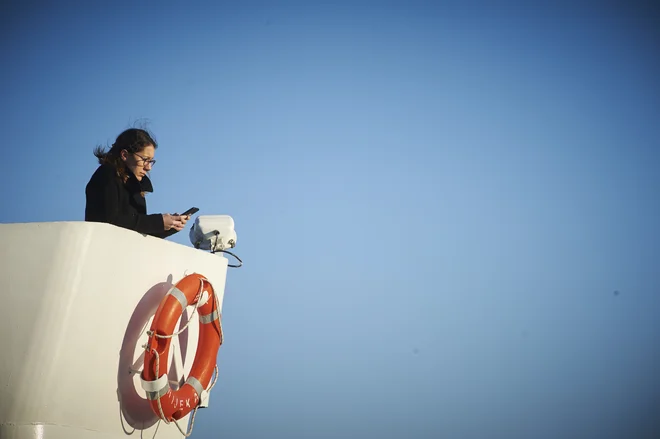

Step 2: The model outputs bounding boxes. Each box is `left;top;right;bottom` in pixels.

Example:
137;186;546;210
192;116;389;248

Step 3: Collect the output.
210;230;242;268
218;249;242;268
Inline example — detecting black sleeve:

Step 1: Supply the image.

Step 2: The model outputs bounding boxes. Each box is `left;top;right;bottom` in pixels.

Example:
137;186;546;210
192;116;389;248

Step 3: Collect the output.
149;227;179;239
85;167;166;236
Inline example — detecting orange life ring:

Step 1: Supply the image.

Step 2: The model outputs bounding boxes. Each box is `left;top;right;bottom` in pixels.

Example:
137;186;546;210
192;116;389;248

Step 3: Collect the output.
140;273;223;421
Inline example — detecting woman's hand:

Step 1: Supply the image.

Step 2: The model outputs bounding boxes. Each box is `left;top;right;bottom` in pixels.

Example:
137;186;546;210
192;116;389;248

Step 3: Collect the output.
162;213;187;231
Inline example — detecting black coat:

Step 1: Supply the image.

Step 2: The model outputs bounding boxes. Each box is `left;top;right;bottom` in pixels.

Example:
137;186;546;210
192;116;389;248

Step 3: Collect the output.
85;163;177;238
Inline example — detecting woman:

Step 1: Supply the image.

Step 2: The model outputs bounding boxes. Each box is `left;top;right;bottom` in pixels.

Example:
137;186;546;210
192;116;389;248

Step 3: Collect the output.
85;128;188;238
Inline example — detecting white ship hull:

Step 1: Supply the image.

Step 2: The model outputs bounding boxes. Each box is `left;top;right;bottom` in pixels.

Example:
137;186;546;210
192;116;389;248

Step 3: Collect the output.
0;222;230;439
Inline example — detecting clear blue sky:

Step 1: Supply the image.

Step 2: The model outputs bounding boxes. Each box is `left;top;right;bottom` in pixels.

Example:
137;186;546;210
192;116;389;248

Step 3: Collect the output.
2;1;659;438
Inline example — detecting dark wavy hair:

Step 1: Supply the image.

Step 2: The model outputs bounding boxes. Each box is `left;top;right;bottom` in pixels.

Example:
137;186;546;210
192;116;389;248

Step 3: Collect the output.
93;128;158;182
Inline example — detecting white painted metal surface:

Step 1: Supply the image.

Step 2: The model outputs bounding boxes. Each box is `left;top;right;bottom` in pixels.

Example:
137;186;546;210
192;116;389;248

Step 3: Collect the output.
0;221;230;439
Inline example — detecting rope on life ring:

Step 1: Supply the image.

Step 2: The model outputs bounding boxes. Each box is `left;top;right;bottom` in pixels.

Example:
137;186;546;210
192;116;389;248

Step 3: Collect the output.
140;273;223;437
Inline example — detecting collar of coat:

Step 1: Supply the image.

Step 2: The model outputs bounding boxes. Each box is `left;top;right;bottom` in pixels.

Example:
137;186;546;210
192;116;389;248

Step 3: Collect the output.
125;169;154;194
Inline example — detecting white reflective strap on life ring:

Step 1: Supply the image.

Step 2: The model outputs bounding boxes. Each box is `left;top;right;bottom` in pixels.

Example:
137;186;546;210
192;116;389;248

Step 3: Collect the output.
186;376;204;399
185;376;211;408
199;309;219;324
167;286;188;310
141;373;170;400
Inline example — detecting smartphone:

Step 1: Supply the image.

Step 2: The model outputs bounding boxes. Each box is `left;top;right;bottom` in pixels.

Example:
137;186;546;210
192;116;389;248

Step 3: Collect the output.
181;207;199;217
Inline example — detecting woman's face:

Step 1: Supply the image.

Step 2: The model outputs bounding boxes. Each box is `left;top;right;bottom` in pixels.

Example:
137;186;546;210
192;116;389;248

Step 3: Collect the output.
122;145;156;181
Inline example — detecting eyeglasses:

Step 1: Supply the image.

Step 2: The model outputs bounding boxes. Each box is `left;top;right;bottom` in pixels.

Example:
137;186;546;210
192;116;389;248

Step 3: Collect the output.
134;153;156;167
